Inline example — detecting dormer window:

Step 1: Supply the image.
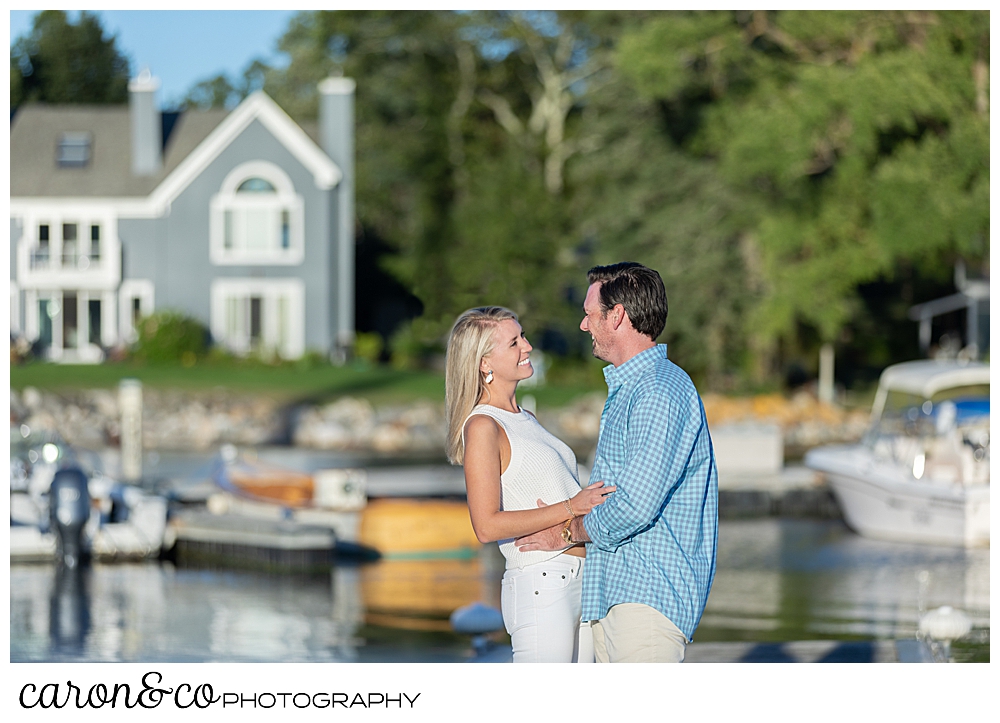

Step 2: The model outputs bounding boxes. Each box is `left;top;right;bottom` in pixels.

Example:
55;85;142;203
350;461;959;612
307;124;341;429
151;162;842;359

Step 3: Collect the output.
57;132;92;168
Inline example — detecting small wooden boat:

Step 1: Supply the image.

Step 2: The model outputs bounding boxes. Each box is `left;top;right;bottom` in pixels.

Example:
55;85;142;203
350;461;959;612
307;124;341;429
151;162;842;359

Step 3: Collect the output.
214;446;367;512
226;465;314;506
196;448;482;569
358;498;482;560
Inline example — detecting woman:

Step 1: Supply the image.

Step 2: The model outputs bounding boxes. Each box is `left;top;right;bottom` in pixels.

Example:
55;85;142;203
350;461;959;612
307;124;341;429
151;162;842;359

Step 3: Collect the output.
445;306;614;663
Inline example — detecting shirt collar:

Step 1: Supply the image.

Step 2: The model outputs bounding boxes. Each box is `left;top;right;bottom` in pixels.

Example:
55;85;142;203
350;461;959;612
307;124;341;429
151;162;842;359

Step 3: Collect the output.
603;344;668;390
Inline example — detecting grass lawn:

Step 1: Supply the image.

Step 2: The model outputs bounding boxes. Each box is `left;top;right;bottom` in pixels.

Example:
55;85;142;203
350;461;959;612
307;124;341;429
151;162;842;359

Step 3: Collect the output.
9;360;604;409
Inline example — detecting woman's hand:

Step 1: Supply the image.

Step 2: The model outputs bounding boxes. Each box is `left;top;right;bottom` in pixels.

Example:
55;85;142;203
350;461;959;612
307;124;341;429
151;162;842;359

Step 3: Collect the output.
569;481;615;516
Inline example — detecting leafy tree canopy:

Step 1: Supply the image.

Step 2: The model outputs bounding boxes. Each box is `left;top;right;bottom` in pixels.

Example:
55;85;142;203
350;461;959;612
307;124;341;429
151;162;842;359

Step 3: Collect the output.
617;10;989;357
11;10;131;106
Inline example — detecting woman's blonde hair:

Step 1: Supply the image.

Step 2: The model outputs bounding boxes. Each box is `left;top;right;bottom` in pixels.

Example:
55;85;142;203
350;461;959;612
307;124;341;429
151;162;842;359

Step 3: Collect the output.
445;306;519;465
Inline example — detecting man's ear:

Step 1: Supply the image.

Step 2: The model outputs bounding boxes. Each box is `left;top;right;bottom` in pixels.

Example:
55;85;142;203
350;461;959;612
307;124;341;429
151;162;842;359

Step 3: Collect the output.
610;304;627;330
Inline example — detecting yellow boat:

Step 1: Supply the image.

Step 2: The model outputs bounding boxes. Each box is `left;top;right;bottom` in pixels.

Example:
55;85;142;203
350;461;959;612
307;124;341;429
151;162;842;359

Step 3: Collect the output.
358;498;481;559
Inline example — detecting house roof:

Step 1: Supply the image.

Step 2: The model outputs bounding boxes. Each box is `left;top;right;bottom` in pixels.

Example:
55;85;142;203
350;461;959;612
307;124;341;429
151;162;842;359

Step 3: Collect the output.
10;104;229;197
10;94;338;209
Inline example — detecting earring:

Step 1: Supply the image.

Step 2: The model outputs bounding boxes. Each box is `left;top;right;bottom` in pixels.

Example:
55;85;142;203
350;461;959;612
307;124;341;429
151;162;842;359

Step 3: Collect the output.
485;370;494;384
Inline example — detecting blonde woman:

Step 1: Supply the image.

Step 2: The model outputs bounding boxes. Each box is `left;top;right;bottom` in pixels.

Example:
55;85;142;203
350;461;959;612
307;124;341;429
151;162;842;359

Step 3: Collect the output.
445;306;614;663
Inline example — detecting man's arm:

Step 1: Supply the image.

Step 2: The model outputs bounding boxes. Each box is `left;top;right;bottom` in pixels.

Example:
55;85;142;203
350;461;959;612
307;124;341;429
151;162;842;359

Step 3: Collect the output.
516;514;590;552
583;388;702;551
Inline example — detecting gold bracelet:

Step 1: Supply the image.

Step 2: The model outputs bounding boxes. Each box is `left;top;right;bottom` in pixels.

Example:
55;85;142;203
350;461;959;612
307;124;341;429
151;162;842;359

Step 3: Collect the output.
563;499;575;519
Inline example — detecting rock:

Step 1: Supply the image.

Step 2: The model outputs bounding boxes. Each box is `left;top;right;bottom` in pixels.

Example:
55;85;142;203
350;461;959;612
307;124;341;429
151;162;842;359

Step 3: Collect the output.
22;386;42;410
371;422;410;453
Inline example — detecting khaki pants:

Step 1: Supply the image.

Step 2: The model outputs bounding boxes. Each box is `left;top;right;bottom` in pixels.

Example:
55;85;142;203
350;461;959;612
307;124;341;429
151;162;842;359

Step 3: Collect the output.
591;603;687;663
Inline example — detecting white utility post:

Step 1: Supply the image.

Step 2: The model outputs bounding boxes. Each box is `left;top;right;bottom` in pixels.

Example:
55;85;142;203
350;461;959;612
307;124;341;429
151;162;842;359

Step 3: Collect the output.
819;343;835;405
119;379;143;482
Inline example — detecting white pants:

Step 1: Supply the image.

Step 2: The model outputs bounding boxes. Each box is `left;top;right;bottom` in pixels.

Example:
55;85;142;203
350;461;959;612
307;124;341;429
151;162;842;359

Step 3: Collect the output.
500;554;594;663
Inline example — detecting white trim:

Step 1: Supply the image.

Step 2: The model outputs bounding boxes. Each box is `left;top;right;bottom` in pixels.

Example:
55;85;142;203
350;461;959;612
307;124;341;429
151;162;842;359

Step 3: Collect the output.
210;278;304;359
119;279;155;344
10;281;21;335
209;161;305;266
9;91;341;219
150;92;340;214
10;197;156;218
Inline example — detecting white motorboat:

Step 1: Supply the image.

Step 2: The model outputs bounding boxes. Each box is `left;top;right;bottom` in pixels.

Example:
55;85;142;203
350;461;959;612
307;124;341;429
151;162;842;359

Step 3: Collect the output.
805;360;989;547
10;432;168;562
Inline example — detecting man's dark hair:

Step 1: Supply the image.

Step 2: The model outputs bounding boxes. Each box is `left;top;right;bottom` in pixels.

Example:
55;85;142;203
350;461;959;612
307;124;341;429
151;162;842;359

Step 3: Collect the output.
587;262;668;340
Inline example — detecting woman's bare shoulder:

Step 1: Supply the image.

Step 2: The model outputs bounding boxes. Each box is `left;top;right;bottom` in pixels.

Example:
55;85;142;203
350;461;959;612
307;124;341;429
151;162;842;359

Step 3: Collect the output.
464;412;500;437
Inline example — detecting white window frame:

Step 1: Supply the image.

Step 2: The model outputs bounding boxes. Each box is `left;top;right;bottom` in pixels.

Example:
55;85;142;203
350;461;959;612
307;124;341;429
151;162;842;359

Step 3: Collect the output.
14;207;121;290
209;161;305;266
210;278;304;359
119;279;155;344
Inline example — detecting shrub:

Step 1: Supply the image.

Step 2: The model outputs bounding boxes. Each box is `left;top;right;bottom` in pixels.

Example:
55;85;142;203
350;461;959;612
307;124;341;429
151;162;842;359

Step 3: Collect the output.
353;332;384;365
295;349;328;371
132;311;209;364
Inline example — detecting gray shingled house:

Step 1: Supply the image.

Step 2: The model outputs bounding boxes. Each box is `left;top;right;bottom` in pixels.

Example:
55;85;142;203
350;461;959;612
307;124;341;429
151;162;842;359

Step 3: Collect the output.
10;70;355;363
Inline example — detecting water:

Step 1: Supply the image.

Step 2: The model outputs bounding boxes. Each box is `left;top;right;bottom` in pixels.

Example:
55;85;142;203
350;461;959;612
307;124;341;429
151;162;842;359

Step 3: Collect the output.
10;519;988;662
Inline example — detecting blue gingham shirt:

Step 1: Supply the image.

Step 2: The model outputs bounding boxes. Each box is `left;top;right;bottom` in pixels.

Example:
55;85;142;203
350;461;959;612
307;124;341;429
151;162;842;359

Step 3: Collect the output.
582;344;718;641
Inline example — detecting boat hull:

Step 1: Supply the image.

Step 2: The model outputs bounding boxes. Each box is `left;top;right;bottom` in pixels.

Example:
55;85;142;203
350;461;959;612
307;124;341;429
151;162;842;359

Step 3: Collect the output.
806;446;989;548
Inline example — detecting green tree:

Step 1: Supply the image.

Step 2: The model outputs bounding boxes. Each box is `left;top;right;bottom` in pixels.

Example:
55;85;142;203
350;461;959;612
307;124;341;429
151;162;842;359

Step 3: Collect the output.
569;67;758;388
11;10;131;106
181;59;270;110
617;10;989;379
264;11;465;341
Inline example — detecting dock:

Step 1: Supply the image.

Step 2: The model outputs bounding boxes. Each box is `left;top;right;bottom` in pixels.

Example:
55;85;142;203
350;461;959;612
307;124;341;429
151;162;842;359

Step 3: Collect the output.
168;510;366;572
470;639;935;663
361;463;841;521
684;639;934;662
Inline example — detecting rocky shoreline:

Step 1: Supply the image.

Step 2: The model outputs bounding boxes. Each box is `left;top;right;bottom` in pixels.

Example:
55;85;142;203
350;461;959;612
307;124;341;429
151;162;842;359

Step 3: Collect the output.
10;386;870;458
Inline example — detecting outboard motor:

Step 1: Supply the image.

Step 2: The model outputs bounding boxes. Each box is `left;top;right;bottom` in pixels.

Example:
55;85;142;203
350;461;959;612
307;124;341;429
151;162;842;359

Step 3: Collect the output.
49;467;91;569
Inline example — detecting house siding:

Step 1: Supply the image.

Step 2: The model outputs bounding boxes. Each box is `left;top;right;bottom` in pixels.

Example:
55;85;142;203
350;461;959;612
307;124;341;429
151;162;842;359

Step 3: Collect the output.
118;119;339;354
10;217;23;331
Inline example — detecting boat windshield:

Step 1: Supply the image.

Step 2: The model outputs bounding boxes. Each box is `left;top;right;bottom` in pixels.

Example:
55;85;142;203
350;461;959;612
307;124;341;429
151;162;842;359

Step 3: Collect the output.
864;387;990;476
875;385;989;430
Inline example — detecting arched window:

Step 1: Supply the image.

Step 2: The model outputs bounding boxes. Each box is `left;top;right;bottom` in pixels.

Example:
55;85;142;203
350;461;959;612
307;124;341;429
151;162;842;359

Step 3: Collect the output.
210;162;304;265
237;177;276;193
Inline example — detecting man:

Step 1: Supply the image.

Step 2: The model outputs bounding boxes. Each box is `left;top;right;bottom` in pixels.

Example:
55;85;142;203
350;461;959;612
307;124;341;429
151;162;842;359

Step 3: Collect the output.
517;262;718;663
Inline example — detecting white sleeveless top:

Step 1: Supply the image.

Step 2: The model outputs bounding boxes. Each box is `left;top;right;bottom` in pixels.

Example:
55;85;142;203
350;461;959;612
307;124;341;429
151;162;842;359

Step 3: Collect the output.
463;404;582;569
